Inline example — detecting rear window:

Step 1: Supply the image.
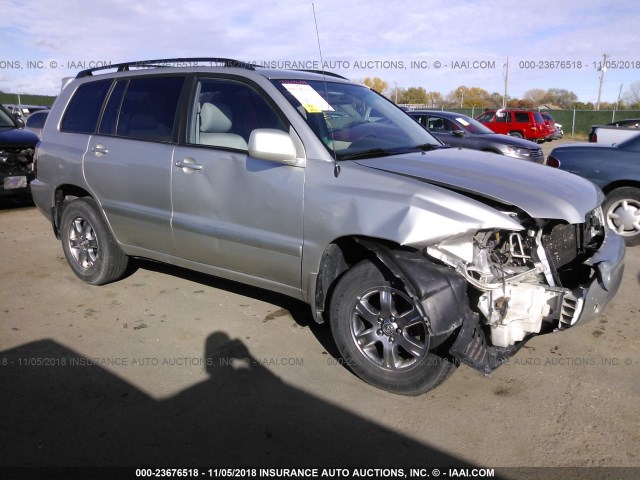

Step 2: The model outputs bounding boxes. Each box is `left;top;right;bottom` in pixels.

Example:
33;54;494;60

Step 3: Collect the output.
61;80;112;134
115;77;185;142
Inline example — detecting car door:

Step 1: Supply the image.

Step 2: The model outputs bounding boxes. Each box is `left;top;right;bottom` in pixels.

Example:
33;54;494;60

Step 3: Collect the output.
426;116;467;149
83;76;185;254
170;77;305;290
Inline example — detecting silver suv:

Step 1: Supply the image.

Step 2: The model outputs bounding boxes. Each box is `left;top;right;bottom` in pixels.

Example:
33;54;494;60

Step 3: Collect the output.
32;58;625;395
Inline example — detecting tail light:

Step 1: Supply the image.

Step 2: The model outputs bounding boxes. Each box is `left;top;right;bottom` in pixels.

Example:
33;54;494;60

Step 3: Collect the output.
590;132;597;143
546;155;560;168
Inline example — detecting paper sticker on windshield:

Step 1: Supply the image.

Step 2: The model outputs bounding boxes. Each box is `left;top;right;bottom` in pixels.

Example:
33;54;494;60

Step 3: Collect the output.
456;118;470;126
281;82;333;113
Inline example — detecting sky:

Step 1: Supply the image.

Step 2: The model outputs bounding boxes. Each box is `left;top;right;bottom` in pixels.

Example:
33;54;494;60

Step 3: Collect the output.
1;0;639;104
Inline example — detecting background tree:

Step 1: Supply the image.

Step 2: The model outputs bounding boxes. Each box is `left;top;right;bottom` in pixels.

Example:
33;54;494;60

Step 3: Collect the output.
397;86;429;105
523;88;547;105
362;77;389;95
541;88;578;109
445;86;492;108
623;81;640;109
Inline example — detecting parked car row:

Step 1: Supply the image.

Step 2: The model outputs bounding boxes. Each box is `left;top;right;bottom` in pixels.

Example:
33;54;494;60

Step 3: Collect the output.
406;110;545;163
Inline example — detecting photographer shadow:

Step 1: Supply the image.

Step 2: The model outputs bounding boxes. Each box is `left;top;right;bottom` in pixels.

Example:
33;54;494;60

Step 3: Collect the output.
0;333;480;470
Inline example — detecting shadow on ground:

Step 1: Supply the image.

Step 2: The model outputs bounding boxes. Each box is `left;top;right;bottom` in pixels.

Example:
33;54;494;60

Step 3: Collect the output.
0;195;34;210
0;335;479;470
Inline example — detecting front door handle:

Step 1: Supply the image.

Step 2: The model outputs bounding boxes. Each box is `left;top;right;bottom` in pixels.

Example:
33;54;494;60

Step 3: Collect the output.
175;158;204;173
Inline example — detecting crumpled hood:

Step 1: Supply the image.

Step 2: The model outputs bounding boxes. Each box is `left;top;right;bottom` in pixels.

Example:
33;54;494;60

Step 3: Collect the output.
355;149;603;224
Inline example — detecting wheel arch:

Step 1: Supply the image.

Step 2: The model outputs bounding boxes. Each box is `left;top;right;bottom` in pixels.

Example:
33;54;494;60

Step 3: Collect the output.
601;180;640;196
51;184;94;238
312;235;472;338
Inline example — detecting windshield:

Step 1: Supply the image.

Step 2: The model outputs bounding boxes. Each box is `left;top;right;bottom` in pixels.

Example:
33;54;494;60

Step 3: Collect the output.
272;79;441;160
0;106;17;128
453;114;495;135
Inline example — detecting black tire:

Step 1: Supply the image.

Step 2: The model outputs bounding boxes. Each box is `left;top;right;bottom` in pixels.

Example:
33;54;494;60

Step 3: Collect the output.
603;187;640;246
329;260;457;395
60;198;129;284
508;131;524;139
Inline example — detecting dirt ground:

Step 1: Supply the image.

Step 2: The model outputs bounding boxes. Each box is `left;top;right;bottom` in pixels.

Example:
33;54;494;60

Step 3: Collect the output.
1;160;639;478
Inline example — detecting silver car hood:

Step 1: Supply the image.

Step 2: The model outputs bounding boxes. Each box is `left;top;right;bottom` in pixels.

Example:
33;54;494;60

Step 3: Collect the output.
355;149;603;224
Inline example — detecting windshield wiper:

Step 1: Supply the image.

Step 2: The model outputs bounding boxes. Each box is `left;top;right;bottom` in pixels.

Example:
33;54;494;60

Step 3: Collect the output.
339;148;398;160
410;143;449;151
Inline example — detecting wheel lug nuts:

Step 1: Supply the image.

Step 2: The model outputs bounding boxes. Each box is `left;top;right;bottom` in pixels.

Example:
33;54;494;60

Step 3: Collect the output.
396;328;402;334
377;329;382;335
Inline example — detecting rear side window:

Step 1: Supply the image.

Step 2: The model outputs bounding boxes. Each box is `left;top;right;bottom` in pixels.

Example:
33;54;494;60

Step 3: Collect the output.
533;112;545;123
514;112;530;123
496;112;512;123
61;80;112;133
98;80;127;135
116;77;185;142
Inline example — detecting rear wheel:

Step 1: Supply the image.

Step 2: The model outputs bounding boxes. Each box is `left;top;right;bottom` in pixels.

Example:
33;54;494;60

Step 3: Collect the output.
603;187;640;246
60;198;129;284
508;131;524;138
329;260;456;395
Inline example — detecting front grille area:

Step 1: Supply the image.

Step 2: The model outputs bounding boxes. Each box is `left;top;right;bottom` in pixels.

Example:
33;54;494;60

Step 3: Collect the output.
531;148;544;159
542;210;604;287
544;223;579;269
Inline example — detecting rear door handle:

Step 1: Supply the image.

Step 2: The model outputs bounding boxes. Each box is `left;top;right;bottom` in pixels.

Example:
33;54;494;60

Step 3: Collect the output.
91;144;109;156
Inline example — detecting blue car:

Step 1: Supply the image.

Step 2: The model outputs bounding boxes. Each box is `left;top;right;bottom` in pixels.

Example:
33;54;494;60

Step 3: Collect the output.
547;135;640;245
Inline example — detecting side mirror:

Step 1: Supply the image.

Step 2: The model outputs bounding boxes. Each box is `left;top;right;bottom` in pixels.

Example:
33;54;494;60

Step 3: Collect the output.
452;129;465;137
14;117;25;128
248;129;299;165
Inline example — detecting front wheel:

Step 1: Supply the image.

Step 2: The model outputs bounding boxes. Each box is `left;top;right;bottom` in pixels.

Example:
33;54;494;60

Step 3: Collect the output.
60;198;129;285
329;260;456;395
603;187;640;246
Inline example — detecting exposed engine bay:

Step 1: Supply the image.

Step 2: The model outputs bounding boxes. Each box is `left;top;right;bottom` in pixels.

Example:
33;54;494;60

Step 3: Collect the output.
427;208;606;348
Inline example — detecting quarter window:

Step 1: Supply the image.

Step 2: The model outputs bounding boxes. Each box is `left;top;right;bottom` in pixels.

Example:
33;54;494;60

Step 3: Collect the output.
61;80;112;134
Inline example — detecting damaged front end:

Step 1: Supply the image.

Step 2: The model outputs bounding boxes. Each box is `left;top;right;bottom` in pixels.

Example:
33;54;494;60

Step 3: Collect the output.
423;207;625;373
0;146;35;194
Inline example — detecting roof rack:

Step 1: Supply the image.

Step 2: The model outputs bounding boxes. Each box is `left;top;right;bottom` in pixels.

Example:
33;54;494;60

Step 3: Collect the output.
294;69;349;80
75;57;256;78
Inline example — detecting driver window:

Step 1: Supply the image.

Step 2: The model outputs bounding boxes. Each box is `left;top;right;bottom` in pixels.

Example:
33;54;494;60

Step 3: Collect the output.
189;79;286;150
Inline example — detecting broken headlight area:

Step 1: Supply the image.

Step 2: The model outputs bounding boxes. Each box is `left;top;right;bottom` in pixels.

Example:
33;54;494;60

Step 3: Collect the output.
427;208;606;350
0;147;34;168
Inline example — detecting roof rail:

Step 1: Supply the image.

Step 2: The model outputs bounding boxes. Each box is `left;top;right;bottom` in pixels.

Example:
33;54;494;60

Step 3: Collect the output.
294;69;349;80
75;57;256;78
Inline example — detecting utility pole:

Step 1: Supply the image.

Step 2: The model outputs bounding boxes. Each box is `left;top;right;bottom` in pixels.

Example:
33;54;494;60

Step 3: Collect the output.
503;57;509;109
596;53;608;111
460;90;464;108
615;83;623;111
